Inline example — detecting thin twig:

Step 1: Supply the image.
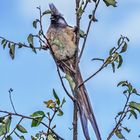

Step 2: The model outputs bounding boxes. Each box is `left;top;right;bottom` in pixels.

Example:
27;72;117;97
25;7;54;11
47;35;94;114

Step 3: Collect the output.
0;36;30;48
78;62;106;88
0;110;64;140
107;93;131;140
8;88;17;114
79;0;101;61
47;108;57;134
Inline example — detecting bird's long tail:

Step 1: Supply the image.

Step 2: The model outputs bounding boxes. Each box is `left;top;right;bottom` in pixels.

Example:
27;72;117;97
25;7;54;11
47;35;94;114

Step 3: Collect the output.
66;65;102;140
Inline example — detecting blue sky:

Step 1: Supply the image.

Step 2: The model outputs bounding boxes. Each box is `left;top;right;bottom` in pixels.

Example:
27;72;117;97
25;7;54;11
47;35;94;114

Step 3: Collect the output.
0;0;140;140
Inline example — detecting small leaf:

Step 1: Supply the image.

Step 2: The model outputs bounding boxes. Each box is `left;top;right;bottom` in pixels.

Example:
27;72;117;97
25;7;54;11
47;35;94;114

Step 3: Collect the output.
18;43;23;48
6;136;13;140
1;39;6;45
111;62;115;73
32;19;39;29
129;101;140;112
132;88;137;94
17;124;27;133
117;55;123;68
0;124;6;136
123;90;129;94
128;83;132;92
120;42;127;53
57;109;63;116
129;109;138;119
2;40;8;49
31;136;37;140
115;129;125;139
9;44;15;59
79;29;86;38
19;136;25;140
0;117;5;123
53;89;60;105
30;111;45;117
27;34;34;45
123;127;131;133
31;117;43;127
118;37;123;46
44;100;56;108
47;134;55;140
103;0;117;7
42;10;51;16
52;124;56;129
117;81;127;87
109;47;115;55
5;116;12;133
61;98;66;107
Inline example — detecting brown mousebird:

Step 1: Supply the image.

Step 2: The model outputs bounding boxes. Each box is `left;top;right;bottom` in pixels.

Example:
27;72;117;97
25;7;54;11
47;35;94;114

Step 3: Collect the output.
46;3;102;140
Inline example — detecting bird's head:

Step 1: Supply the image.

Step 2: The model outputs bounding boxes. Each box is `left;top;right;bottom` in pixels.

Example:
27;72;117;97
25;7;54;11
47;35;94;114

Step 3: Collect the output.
49;3;67;27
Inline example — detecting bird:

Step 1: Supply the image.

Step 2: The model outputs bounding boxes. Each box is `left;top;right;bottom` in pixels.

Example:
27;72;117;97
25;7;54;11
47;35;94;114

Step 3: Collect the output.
46;3;102;140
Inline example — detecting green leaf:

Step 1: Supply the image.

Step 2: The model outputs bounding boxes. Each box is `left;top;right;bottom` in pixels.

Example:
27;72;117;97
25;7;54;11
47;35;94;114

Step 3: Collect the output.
129;101;140;112
117;55;123;68
31;117;43;127
0;117;5;123
42;10;51;16
32;19;39;29
47;134;55;140
53;89;60;105
57;109;63;116
109;47;115;55
103;0;117;7
132;88;137;94
44;100;56;108
129;109;137;119
123;127;131;133
18;43;23;48
79;29;86;38
30;111;45;117
19;136;25;140
6;136;13;140
115;129;125;139
117;81;127;87
5;116;12;133
120;42;127;53
123;90;129;94
9;44;15;59
61;98;66;107
17;124;27;133
111;62;115;73
118;37;123;46
52;124;56;129
0;124;6;136
27;34;34;45
31;136;37;140
1;39;6;45
2;40;8;49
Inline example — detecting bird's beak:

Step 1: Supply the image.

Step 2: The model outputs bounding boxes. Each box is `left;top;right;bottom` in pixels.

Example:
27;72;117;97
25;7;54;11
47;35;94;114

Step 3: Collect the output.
49;3;61;16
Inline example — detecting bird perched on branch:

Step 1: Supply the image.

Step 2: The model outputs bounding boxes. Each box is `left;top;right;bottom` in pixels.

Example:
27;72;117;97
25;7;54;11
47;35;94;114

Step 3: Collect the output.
46;3;101;140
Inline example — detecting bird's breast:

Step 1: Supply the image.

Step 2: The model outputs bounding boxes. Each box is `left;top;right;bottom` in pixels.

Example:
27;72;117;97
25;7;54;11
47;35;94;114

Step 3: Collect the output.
46;26;77;61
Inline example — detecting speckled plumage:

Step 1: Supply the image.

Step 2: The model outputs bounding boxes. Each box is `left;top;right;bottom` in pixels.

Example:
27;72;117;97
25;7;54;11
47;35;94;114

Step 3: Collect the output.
46;26;76;61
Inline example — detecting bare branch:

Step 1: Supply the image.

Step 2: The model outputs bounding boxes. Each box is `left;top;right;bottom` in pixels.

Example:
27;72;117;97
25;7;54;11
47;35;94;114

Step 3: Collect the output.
8;88;17;114
78;62;106;88
79;0;101;61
